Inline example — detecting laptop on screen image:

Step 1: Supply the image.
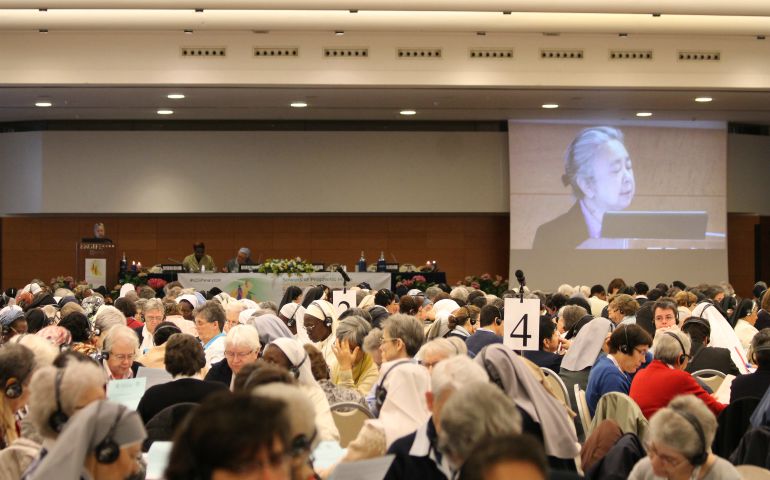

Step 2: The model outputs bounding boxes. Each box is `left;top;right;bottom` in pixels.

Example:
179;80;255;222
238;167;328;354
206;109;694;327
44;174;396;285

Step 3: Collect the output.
601;211;708;240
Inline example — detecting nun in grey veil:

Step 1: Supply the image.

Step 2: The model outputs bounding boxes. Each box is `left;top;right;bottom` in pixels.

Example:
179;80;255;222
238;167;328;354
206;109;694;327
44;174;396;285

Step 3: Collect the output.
27;400;146;480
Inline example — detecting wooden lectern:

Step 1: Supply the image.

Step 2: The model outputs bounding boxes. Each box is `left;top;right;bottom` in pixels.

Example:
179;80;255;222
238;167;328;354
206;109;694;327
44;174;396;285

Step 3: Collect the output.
75;241;116;288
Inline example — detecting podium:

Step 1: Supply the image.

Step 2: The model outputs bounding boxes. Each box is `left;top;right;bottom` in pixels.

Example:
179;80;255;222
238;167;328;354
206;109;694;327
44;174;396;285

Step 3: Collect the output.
76;241;116;288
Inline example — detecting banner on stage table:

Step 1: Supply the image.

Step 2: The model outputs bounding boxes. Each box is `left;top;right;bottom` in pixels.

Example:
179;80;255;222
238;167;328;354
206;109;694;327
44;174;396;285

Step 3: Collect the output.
503;298;541;351
333;290;357;316
178;272;390;303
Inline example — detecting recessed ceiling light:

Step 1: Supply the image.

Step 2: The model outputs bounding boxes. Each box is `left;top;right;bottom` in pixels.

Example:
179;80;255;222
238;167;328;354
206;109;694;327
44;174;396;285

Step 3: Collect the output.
38;28;48;33
157;109;174;115
194;8;203;13
290;101;308;108
167;93;185;99
542;103;559;109
400;109;417;116
184;29;193;34
636;112;653;117
35;101;52;107
334;30;345;36
694;97;713;103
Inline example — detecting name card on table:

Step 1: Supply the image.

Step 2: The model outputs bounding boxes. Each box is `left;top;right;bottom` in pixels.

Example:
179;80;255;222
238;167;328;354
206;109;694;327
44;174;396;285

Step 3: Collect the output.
239;264;261;272
333;290;358;316
503;298;541;351
385;263;400;273
161;264;185;272
107;377;147;410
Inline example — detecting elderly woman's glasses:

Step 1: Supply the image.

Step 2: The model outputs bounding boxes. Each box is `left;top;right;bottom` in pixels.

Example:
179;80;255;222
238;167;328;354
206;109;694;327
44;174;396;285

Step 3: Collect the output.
225;350;255;359
646;442;687;468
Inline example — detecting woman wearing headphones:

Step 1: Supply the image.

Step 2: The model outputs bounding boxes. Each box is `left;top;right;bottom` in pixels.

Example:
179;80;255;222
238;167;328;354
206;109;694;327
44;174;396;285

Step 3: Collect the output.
585;324;652;416
262;337;340;442
27;400;146;480
0;344;35;450
629;395;740;479
630;330;726;419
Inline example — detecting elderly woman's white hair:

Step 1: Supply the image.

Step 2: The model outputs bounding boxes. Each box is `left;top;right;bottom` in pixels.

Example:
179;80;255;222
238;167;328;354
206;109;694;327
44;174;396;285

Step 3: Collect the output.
557;284;575;297
450;286;470;304
357;294;375;310
431;355;489;400
437;383;522;467
28;363;106;440
653;329;691;365
252;383;319;451
336;315;371;348
102;324;139;353
647;395;718;463
143;298;165;314
225;324;261;352
416;337;463;363
9;334;59;367
93;305;125;334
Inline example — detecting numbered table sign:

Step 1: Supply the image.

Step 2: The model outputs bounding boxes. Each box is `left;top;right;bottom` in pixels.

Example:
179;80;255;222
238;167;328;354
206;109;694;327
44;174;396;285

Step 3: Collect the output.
503;298;541;351
333;290;357;317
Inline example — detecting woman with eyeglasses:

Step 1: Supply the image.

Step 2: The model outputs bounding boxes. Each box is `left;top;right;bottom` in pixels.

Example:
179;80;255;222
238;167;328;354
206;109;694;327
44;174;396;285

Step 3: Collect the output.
629;395;740;480
137;333;227;424
100;325;143;381
204;325;261;390
585;324;652;416
445;306;479;341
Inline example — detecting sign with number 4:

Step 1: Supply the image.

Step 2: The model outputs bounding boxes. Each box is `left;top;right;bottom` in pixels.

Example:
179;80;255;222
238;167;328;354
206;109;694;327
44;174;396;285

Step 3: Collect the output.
503;298;541;351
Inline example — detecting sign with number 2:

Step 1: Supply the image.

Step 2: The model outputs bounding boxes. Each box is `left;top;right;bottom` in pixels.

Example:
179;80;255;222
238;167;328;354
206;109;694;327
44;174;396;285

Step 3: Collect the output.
503;298;541;351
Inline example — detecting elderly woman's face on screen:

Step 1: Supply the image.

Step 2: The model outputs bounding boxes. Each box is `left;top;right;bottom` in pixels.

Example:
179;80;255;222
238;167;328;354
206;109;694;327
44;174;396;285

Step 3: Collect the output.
582;139;635;212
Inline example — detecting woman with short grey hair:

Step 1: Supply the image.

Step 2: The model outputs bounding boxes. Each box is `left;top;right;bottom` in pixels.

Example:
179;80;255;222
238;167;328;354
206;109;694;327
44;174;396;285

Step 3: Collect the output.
331;316;379;395
438;383;522;470
629;395;740;479
380;314;425;363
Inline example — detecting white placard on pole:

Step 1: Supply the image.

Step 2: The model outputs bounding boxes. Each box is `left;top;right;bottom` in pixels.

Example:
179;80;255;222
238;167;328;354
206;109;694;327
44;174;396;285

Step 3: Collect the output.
503;298;541;351
333;290;357;316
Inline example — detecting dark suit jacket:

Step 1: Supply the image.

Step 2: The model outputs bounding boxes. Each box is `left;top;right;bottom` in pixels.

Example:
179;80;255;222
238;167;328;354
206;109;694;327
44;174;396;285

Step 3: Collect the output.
136;378;227;424
204;358;233;387
532;202;589;250
465;329;502;357
685;345;741;376
731;367;770;403
523;350;563;372
384;419;447;480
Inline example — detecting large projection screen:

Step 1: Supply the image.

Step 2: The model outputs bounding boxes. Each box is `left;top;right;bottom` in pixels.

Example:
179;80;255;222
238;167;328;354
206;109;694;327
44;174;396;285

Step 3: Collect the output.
508;120;728;291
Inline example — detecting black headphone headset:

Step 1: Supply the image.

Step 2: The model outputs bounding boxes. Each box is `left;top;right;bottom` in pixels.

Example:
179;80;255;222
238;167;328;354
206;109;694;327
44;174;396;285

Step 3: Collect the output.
49;369;69;434
288;352;308;380
286;304;300;329
375;360;411;412
619;325;631;354
4;377;22;399
682;316;711;337
95;403;126;464
290;428;318;457
480;346;504;390
670;408;709;466
152;324;182;345
664;331;689;365
492;305;503;326
310;301;333;329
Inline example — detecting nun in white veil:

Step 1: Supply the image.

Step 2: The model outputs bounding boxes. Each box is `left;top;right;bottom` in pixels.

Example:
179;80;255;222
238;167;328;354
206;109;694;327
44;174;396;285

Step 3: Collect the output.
266;337;340;442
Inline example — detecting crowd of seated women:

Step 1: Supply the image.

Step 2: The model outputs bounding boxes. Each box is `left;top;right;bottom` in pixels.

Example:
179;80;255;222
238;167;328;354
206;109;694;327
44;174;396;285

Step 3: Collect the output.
0;276;768;479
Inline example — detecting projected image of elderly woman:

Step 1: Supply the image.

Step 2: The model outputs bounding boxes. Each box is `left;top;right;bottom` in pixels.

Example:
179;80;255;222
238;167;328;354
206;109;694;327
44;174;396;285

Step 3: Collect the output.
533;126;635;249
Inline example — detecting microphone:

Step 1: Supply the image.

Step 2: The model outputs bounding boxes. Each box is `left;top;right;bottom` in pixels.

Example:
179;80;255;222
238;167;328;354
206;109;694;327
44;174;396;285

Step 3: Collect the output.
515;269;526;287
167;257;182;264
336;266;351;283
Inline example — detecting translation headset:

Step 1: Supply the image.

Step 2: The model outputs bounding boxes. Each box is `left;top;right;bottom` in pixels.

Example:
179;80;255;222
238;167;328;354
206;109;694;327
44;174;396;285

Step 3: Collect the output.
492;305;503;326
310;302;333;329
4;376;22;399
152;324;182;345
374;360;411;412
664;331;689;365
49;369;69;433
286;304;300;329
682;316;711;337
670;408;709;466
290;428;318;457
95;403;127;464
289;352;308;380
619;325;631;354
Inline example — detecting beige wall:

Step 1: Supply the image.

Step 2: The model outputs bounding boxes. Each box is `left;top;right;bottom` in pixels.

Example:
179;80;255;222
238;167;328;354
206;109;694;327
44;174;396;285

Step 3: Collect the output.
727;133;770;216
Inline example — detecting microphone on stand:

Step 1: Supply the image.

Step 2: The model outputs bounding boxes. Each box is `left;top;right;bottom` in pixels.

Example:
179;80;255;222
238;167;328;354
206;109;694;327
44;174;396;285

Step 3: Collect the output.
515;269;526;302
336;266;351;293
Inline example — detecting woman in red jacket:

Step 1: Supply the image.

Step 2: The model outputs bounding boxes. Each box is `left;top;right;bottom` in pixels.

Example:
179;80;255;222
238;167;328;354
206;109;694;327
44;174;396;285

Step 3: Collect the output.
630;329;726;419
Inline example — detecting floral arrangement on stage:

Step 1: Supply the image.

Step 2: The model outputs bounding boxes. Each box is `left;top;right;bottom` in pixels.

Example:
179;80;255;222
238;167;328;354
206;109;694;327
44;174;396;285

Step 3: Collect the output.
257;257;316;275
395;274;433;292
457;273;509;297
50;275;79;291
